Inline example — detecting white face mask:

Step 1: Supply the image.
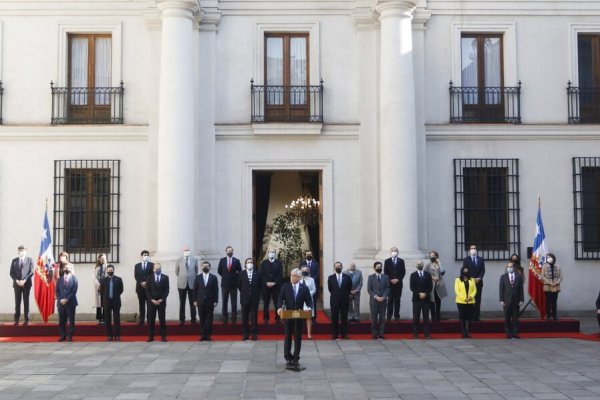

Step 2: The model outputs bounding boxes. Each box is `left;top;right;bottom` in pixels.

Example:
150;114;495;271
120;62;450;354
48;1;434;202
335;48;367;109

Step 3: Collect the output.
183;250;190;257
470;249;477;256
19;251;26;258
269;252;276;260
547;257;554;264
391;251;398;258
142;255;149;262
59;256;67;263
246;264;254;270
507;267;514;274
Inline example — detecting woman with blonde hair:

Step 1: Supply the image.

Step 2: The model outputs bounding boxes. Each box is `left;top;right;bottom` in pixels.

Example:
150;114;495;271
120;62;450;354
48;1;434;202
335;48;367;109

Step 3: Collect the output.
94;253;108;325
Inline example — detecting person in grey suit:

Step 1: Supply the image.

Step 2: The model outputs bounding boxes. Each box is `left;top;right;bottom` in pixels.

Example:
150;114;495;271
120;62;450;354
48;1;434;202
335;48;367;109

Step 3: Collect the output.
9;245;34;325
346;263;363;322
175;245;199;325
499;261;524;339
368;262;390;339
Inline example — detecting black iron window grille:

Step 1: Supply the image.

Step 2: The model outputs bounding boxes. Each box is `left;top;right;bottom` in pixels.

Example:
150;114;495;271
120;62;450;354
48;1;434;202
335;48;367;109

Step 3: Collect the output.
454;159;521;261
54;160;120;263
251;80;323;123
51;81;124;124
449;81;522;124
0;81;3;124
573;157;600;259
567;82;600;123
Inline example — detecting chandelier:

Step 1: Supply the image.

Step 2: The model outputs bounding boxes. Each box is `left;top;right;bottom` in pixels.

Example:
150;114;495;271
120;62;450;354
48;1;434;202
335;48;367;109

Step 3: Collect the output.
285;195;320;226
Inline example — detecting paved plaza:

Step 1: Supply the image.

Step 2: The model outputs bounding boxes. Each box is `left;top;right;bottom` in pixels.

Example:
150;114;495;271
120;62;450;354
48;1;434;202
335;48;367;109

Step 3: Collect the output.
0;334;599;400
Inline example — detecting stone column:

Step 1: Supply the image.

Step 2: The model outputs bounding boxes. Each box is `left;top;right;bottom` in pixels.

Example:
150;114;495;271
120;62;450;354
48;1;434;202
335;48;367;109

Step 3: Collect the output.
376;0;421;258
156;0;197;256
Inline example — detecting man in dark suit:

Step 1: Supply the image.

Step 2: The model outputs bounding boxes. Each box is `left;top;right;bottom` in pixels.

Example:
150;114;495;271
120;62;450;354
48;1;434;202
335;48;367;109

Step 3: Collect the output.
278;268;313;371
56;264;78;342
146;263;169;342
261;249;283;324
499;261;524;339
193;261;219;341
217;246;242;324
134;250;153;325
327;261;352;339
383;246;406;322
238;258;263;340
367;262;390;339
9;245;34;325
462;244;485;321
410;261;433;339
298;250;319;322
100;264;124;341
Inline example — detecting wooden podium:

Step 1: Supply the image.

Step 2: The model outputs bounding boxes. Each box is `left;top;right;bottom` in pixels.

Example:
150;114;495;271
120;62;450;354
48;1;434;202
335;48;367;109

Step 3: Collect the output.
280;310;312;320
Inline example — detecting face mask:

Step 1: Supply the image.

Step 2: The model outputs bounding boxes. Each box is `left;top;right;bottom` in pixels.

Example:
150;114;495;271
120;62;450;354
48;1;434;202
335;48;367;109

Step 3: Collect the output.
64;269;71;275
375;268;382;273
507;268;513;274
416;264;424;271
59;256;67;263
19;251;26;258
269;252;276;259
430;257;436;262
547;257;554;264
391;251;398;257
470;249;477;256
306;256;313;261
511;259;518;264
142;255;149;262
155;269;161;275
202;267;210;273
302;271;309;277
183;251;190;257
107;271;114;277
462;270;469;277
335;267;342;273
227;252;233;257
246;264;254;270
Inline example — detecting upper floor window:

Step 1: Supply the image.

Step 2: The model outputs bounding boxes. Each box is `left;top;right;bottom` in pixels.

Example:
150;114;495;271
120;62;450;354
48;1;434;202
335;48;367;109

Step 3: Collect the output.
454;159;520;260
573;157;600;259
54;160;121;263
568;35;600;123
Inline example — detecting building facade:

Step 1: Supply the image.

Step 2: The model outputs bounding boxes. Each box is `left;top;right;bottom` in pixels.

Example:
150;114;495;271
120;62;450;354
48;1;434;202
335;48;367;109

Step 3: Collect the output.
1;0;598;319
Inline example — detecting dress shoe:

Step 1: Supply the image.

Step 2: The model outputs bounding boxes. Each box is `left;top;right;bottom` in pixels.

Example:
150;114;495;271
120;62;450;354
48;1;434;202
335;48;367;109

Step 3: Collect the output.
23;321;29;326
372;335;378;340
242;336;249;341
513;334;521;339
424;334;432;339
137;321;144;326
161;337;167;342
379;335;385;340
394;318;400;322
58;337;66;342
198;337;204;342
285;360;293;369
67;336;73;342
506;334;512;339
413;334;419;339
179;321;184;326
465;333;472;338
147;337;154;342
252;335;257;341
115;337;121;341
205;337;212;341
107;336;113;342
331;335;337;340
13;322;18;326
341;335;348;339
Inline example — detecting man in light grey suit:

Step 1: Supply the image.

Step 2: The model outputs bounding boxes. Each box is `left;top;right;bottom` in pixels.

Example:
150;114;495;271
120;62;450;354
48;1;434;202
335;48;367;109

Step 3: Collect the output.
175;245;199;325
345;263;363;322
9;245;34;325
368;261;390;339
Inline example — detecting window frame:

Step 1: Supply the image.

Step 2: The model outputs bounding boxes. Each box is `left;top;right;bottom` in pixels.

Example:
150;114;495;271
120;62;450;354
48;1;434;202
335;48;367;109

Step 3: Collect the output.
573;157;600;259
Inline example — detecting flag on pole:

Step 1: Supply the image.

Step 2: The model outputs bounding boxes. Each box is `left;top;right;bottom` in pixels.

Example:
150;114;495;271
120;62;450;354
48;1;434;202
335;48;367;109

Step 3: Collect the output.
528;201;547;319
35;208;56;323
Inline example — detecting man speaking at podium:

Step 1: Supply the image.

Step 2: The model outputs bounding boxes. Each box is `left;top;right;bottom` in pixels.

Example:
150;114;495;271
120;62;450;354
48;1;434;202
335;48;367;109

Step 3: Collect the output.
278;268;313;371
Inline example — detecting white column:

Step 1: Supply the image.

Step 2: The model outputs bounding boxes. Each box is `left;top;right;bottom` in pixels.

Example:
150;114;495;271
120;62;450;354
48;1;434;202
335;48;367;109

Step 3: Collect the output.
156;0;197;256
376;0;421;258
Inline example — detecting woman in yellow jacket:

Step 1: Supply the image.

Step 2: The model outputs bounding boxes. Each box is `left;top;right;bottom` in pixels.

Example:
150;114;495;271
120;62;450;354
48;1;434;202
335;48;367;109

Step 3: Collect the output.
455;267;477;338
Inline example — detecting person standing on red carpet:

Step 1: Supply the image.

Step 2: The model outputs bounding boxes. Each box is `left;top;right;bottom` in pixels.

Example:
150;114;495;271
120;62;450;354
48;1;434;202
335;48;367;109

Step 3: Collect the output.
217;246;242;324
455;267;476;338
368;262;389;340
596;290;600;334
9;245;34;326
410;261;432;339
134;250;153;326
328;262;352;339
384;247;405;322
56;263;77;342
238;258;262;341
300;266;316;339
100;265;123;341
146;263;169;342
541;253;562;320
261;249;283;324
193;261;218;341
462;245;485;321
499;262;524;339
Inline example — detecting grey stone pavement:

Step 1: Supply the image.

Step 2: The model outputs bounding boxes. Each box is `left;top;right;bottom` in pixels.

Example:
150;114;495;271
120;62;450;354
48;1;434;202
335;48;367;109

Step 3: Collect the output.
0;319;598;400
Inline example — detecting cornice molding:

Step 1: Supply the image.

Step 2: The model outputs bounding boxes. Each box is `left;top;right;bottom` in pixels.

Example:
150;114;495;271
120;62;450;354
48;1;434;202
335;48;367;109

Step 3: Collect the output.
375;0;417;19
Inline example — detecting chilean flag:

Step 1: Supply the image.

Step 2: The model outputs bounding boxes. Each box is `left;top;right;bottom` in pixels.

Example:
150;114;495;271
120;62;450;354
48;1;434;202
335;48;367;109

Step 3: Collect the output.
34;209;56;323
528;204;547;319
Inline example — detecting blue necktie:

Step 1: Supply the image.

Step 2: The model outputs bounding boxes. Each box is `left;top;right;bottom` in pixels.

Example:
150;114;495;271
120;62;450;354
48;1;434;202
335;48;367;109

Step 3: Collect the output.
109;278;113;299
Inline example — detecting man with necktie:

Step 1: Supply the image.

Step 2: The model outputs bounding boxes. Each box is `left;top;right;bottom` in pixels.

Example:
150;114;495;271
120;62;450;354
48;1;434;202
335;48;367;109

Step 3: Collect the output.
238;258;263;340
462;244;486;321
134;250;154;325
410;261;433;339
278;268;313;371
217;246;242;324
175;245;199;325
56;264;78;342
499;261;524;339
100;264;124;341
383;246;406;322
327;262;353;339
368;262;390;339
261;249;283;324
298;250;320;323
346;263;363;322
146;263;170;342
9;245;34;325
193;261;219;341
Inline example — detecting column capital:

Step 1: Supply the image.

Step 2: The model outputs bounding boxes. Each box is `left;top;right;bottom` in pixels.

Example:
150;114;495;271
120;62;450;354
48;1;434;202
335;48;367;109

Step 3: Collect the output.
156;0;199;19
375;0;416;19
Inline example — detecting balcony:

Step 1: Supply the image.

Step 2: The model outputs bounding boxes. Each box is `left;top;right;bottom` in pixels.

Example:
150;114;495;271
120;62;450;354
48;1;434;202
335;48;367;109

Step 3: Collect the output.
567;82;600;124
51;81;124;124
251;80;323;123
449;81;521;124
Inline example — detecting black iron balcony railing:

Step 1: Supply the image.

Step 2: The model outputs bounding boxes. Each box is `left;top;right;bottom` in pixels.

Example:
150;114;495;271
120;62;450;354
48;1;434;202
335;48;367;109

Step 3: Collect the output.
51;81;124;124
450;81;521;124
567;81;600;124
0;81;3;125
251;80;323;123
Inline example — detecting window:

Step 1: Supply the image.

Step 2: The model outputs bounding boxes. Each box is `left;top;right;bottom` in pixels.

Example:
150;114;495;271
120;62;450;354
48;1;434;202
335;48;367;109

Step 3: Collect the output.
264;33;310;122
573;157;600;259
454;159;520;260
575;35;600;122
54;160;120;263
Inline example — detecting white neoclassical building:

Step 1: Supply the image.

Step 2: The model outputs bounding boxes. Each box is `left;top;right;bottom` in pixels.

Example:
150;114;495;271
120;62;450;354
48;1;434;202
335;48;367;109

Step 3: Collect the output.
1;0;599;320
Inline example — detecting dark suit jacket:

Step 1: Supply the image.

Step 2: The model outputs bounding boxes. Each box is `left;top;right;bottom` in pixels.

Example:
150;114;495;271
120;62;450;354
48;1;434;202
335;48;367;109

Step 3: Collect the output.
134;261;154;291
327;273;352;307
217;257;242;288
499;273;524;306
145;273;170;304
10;257;34;288
384;257;406;286
56;274;78;306
260;259;283;286
462;255;486;283
238;270;263;305
278;282;313;311
409;271;433;302
193;273;219;306
596;290;600;310
100;275;124;308
367;274;390;305
298;259;320;285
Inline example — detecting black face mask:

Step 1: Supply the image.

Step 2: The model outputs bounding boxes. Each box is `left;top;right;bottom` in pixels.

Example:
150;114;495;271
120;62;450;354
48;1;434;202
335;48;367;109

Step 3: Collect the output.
306;256;313;261
302;271;309;277
107;271;114;277
335;268;342;273
430;257;436;262
202;267;210;273
375;268;382;273
227;252;233;257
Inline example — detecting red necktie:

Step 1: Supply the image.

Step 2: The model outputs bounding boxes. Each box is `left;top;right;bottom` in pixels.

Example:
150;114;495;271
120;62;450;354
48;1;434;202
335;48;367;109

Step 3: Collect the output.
227;258;232;272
